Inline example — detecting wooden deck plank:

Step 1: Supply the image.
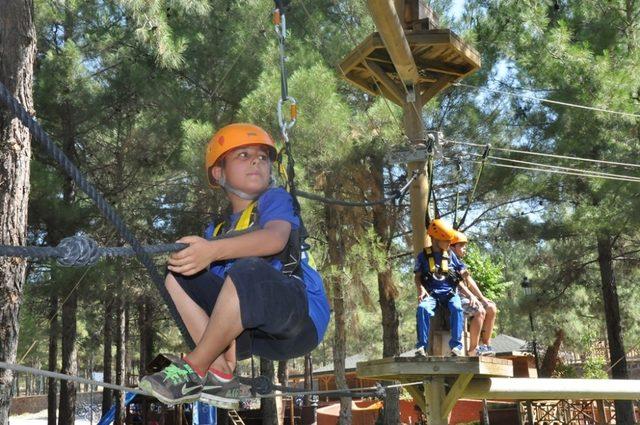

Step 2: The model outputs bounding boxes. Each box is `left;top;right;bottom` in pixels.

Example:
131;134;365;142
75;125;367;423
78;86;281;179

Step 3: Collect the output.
356;356;514;381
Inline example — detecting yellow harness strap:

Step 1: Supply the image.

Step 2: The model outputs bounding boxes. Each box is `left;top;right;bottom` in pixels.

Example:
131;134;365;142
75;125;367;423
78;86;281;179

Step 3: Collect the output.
424;247;449;273
213;201;257;236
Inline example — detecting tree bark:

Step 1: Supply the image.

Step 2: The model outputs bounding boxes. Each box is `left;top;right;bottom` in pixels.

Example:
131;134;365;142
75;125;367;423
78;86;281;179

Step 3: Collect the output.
260;358;278;425
539;328;564;378
58;291;78;425
371;161;400;425
48;296;58;425
0;0;36;422
324;184;351;425
596;234;635;423
138;295;154;375
114;269;126;425
102;297;113;416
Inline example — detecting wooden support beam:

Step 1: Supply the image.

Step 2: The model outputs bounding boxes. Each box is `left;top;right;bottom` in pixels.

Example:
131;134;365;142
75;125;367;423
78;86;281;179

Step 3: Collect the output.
404;382;426;412
364;60;405;106
424;377;446;425
366;0;420;96
441;373;473;420
463;378;640;400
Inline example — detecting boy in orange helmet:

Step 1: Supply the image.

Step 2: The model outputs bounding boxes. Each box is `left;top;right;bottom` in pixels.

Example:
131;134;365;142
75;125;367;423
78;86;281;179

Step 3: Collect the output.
450;230;497;356
139;123;330;408
414;219;477;356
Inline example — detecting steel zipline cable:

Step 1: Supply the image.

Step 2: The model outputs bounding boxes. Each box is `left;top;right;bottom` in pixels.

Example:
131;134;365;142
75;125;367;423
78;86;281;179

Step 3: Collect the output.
0;360;422;402
454;82;640;119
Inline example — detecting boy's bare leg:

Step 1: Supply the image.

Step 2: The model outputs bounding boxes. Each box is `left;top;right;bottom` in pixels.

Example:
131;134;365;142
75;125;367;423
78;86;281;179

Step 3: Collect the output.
185;276;244;374
468;310;485;354
165;274;236;373
481;301;497;346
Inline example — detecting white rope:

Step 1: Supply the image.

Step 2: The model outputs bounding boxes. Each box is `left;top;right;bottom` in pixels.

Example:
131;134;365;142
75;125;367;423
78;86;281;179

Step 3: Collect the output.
450;140;640;169
454;82;640;119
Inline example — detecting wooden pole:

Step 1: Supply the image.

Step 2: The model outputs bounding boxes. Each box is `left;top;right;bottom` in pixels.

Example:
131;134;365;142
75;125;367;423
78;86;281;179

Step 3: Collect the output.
365;0;420;97
405;102;429;254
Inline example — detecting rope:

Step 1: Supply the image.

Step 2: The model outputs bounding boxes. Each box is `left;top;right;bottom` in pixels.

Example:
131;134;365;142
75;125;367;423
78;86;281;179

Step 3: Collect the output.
457;144;490;228
0;235;187;266
293;170;419;207
0;361;147;396
454;82;640;119
0;360;421;401
0;81;195;350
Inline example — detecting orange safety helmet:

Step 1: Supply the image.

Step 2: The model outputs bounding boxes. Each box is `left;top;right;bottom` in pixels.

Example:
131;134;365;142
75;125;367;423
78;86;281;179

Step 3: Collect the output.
205;123;277;186
427;219;456;241
451;230;468;245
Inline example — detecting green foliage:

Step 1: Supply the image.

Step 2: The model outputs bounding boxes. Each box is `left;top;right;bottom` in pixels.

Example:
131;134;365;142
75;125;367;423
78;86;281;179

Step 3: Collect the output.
583;356;608;379
463;243;510;300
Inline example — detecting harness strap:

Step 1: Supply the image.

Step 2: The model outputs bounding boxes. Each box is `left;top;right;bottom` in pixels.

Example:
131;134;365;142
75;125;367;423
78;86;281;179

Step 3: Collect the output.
423;247;449;274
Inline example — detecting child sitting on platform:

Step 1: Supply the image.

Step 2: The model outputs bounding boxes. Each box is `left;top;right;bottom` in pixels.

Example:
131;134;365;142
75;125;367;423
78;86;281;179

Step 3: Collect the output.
414;219;476;357
450;230;497;356
139;123;330;408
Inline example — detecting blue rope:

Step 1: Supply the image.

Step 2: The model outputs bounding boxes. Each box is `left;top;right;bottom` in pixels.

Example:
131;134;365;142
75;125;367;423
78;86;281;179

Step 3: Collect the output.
0;81;195;349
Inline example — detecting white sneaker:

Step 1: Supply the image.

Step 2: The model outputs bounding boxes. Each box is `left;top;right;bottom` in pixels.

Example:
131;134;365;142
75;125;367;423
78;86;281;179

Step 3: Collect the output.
415;347;427;357
450;346;465;357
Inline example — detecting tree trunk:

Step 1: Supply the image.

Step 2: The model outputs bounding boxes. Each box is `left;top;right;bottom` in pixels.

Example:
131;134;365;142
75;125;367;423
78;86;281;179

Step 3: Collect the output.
138;296;154;376
277;360;288;425
0;0;35;423
114;270;126;425
596;234;635;423
260;358;278;425
102;298;113;416
47;296;58;425
324;186;351;425
371;161;400;425
539;329;564;378
58;291;78;425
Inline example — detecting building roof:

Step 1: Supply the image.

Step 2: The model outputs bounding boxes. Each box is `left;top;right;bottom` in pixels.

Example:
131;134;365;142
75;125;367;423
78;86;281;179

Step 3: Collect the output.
491;334;530;354
313;353;370;375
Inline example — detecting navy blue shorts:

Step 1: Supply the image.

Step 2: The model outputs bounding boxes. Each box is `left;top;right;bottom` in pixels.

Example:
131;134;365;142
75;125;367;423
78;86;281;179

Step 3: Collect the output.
170;257;318;361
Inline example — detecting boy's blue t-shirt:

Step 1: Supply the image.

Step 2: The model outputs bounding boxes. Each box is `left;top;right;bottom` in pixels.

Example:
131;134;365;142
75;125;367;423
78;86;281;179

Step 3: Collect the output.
413;249;465;294
204;187;330;343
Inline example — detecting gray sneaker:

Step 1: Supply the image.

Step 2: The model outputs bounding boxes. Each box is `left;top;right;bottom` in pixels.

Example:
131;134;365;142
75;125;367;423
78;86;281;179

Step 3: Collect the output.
138;356;203;405
200;372;254;410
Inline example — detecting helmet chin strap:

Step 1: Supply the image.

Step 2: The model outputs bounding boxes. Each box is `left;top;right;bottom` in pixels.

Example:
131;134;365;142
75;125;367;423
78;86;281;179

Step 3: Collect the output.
218;171;275;201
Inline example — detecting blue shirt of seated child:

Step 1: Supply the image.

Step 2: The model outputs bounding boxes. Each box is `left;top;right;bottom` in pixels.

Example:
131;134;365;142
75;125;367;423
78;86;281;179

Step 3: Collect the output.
414;250;465;295
204;187;330;343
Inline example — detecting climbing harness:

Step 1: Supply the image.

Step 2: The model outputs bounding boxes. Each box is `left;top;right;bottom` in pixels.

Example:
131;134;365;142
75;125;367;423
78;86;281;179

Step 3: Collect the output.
206;199;302;277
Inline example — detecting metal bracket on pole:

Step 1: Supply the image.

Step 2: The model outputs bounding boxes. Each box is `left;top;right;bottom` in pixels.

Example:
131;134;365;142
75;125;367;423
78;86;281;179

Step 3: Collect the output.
386;130;444;164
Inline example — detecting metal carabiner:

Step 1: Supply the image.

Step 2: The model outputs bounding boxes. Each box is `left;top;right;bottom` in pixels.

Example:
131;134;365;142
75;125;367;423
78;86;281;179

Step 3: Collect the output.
277;96;297;134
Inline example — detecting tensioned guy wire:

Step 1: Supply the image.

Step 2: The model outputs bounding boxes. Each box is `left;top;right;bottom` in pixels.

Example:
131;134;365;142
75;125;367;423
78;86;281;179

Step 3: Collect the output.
450;140;640;169
454;82;640;119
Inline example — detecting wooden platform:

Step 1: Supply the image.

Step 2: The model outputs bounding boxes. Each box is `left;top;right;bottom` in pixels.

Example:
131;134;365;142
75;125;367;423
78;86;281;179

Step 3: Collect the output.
357;356;513;425
339;30;481;105
357;355;513;380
